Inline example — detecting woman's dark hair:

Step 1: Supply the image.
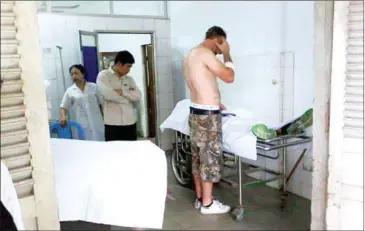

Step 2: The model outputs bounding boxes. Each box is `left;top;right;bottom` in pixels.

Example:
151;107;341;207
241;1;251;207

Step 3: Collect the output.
69;64;86;76
205;26;227;40
114;50;135;65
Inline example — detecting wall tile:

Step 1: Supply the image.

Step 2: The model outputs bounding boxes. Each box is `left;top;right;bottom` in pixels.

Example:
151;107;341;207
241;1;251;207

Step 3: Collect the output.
43;79;59;101
158;76;173;95
158;107;172;124
143;19;155;31
283;67;294;94
302;148;313;172
282;51;295;68
156;57;172;93
159;92;174;111
286;163;302;189
265;158;280;172
294;49;314;69
293;67;315;115
79;17;108;31
106;18;143;31
301;171;313;199
154;19;170;38
283;109;294;122
41;56;57;80
37;14;56;51
156;57;171;75
283;94;294;117
155;38;171;57
50;15;68;48
49;98;61;121
54;57;69;99
62;16;80;54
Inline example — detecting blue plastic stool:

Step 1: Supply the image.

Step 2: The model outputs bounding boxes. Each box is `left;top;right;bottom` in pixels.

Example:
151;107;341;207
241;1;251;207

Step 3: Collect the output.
49;121;85;140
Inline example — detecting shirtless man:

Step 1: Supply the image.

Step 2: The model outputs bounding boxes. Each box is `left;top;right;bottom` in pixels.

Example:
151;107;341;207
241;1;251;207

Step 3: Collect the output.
184;26;235;215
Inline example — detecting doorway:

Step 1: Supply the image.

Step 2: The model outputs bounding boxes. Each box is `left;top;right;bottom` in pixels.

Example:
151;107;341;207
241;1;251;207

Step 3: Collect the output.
79;31;158;141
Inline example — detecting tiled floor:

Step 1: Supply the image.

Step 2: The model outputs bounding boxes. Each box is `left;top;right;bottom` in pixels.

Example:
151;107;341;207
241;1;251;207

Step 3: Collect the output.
61;154;311;230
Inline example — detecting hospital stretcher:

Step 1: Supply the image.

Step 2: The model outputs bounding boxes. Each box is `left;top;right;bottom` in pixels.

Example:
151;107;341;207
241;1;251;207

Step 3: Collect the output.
171;130;312;221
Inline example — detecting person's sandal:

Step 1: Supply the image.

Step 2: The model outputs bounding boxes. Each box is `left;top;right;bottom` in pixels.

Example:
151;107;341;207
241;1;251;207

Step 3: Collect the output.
251;124;277;140
287;108;313;134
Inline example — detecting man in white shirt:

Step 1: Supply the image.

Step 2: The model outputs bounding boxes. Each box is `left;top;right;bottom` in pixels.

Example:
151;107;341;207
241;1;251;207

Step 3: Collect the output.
96;51;142;141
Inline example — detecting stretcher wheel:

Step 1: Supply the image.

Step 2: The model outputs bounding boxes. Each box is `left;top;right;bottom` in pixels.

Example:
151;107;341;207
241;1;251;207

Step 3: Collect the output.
171;148;193;189
280;192;288;210
231;207;244;221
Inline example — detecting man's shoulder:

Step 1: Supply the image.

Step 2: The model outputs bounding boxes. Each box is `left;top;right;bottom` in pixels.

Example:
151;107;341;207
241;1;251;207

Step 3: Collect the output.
188;46;212;59
97;69;111;78
124;75;135;82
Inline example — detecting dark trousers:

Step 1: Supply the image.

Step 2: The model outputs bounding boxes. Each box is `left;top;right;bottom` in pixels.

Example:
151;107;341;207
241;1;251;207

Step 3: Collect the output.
105;123;137;141
1;201;18;230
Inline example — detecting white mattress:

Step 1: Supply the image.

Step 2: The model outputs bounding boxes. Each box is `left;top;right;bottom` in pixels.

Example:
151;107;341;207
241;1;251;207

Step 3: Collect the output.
160;99;312;161
160;99;259;160
51;138;167;229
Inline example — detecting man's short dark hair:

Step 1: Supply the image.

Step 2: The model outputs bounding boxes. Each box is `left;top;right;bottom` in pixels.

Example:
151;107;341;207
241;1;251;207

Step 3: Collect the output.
205;26;227;40
114;50;135;65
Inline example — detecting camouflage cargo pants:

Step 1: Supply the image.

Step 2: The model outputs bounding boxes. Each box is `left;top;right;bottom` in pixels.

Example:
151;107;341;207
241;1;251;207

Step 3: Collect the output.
189;112;223;183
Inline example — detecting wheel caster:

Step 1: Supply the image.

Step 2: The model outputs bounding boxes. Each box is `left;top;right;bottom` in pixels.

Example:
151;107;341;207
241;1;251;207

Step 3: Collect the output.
231;207;244;221
280;193;288;210
280;199;287;210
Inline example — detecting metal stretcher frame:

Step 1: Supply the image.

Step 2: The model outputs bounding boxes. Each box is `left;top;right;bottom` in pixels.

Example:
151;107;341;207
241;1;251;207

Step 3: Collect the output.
171;131;312;221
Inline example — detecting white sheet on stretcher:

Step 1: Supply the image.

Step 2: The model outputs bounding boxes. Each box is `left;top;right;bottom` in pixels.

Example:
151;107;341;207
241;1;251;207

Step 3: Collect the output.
51;138;167;229
160;99;311;161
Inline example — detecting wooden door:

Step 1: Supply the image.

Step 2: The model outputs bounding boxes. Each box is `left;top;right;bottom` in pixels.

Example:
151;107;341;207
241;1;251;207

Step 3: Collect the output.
142;44;156;138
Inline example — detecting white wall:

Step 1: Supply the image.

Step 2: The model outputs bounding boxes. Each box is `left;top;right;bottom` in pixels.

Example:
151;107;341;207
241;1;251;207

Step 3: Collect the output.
112;1;165;16
98;33;152;137
48;1;165;16
168;1;315;199
37;13;174;149
50;1;110;14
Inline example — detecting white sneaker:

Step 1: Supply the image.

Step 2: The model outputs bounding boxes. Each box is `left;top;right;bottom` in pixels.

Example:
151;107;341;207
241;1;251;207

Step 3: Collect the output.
200;199;231;215
194;198;202;209
194;197;214;209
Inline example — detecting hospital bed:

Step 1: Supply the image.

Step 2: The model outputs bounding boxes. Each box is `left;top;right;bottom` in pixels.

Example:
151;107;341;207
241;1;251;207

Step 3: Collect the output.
50;138;167;229
160;99;312;221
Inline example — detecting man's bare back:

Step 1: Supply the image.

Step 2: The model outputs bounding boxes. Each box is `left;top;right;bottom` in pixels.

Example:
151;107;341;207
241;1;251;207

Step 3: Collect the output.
184;46;221;106
184;41;235;108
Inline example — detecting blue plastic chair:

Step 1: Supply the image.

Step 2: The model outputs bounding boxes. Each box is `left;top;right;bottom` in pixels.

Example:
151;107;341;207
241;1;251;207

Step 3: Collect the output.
49;121;85;140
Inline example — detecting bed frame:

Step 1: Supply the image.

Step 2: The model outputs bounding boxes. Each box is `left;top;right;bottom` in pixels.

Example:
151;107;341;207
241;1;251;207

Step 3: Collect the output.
171;131;312;221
